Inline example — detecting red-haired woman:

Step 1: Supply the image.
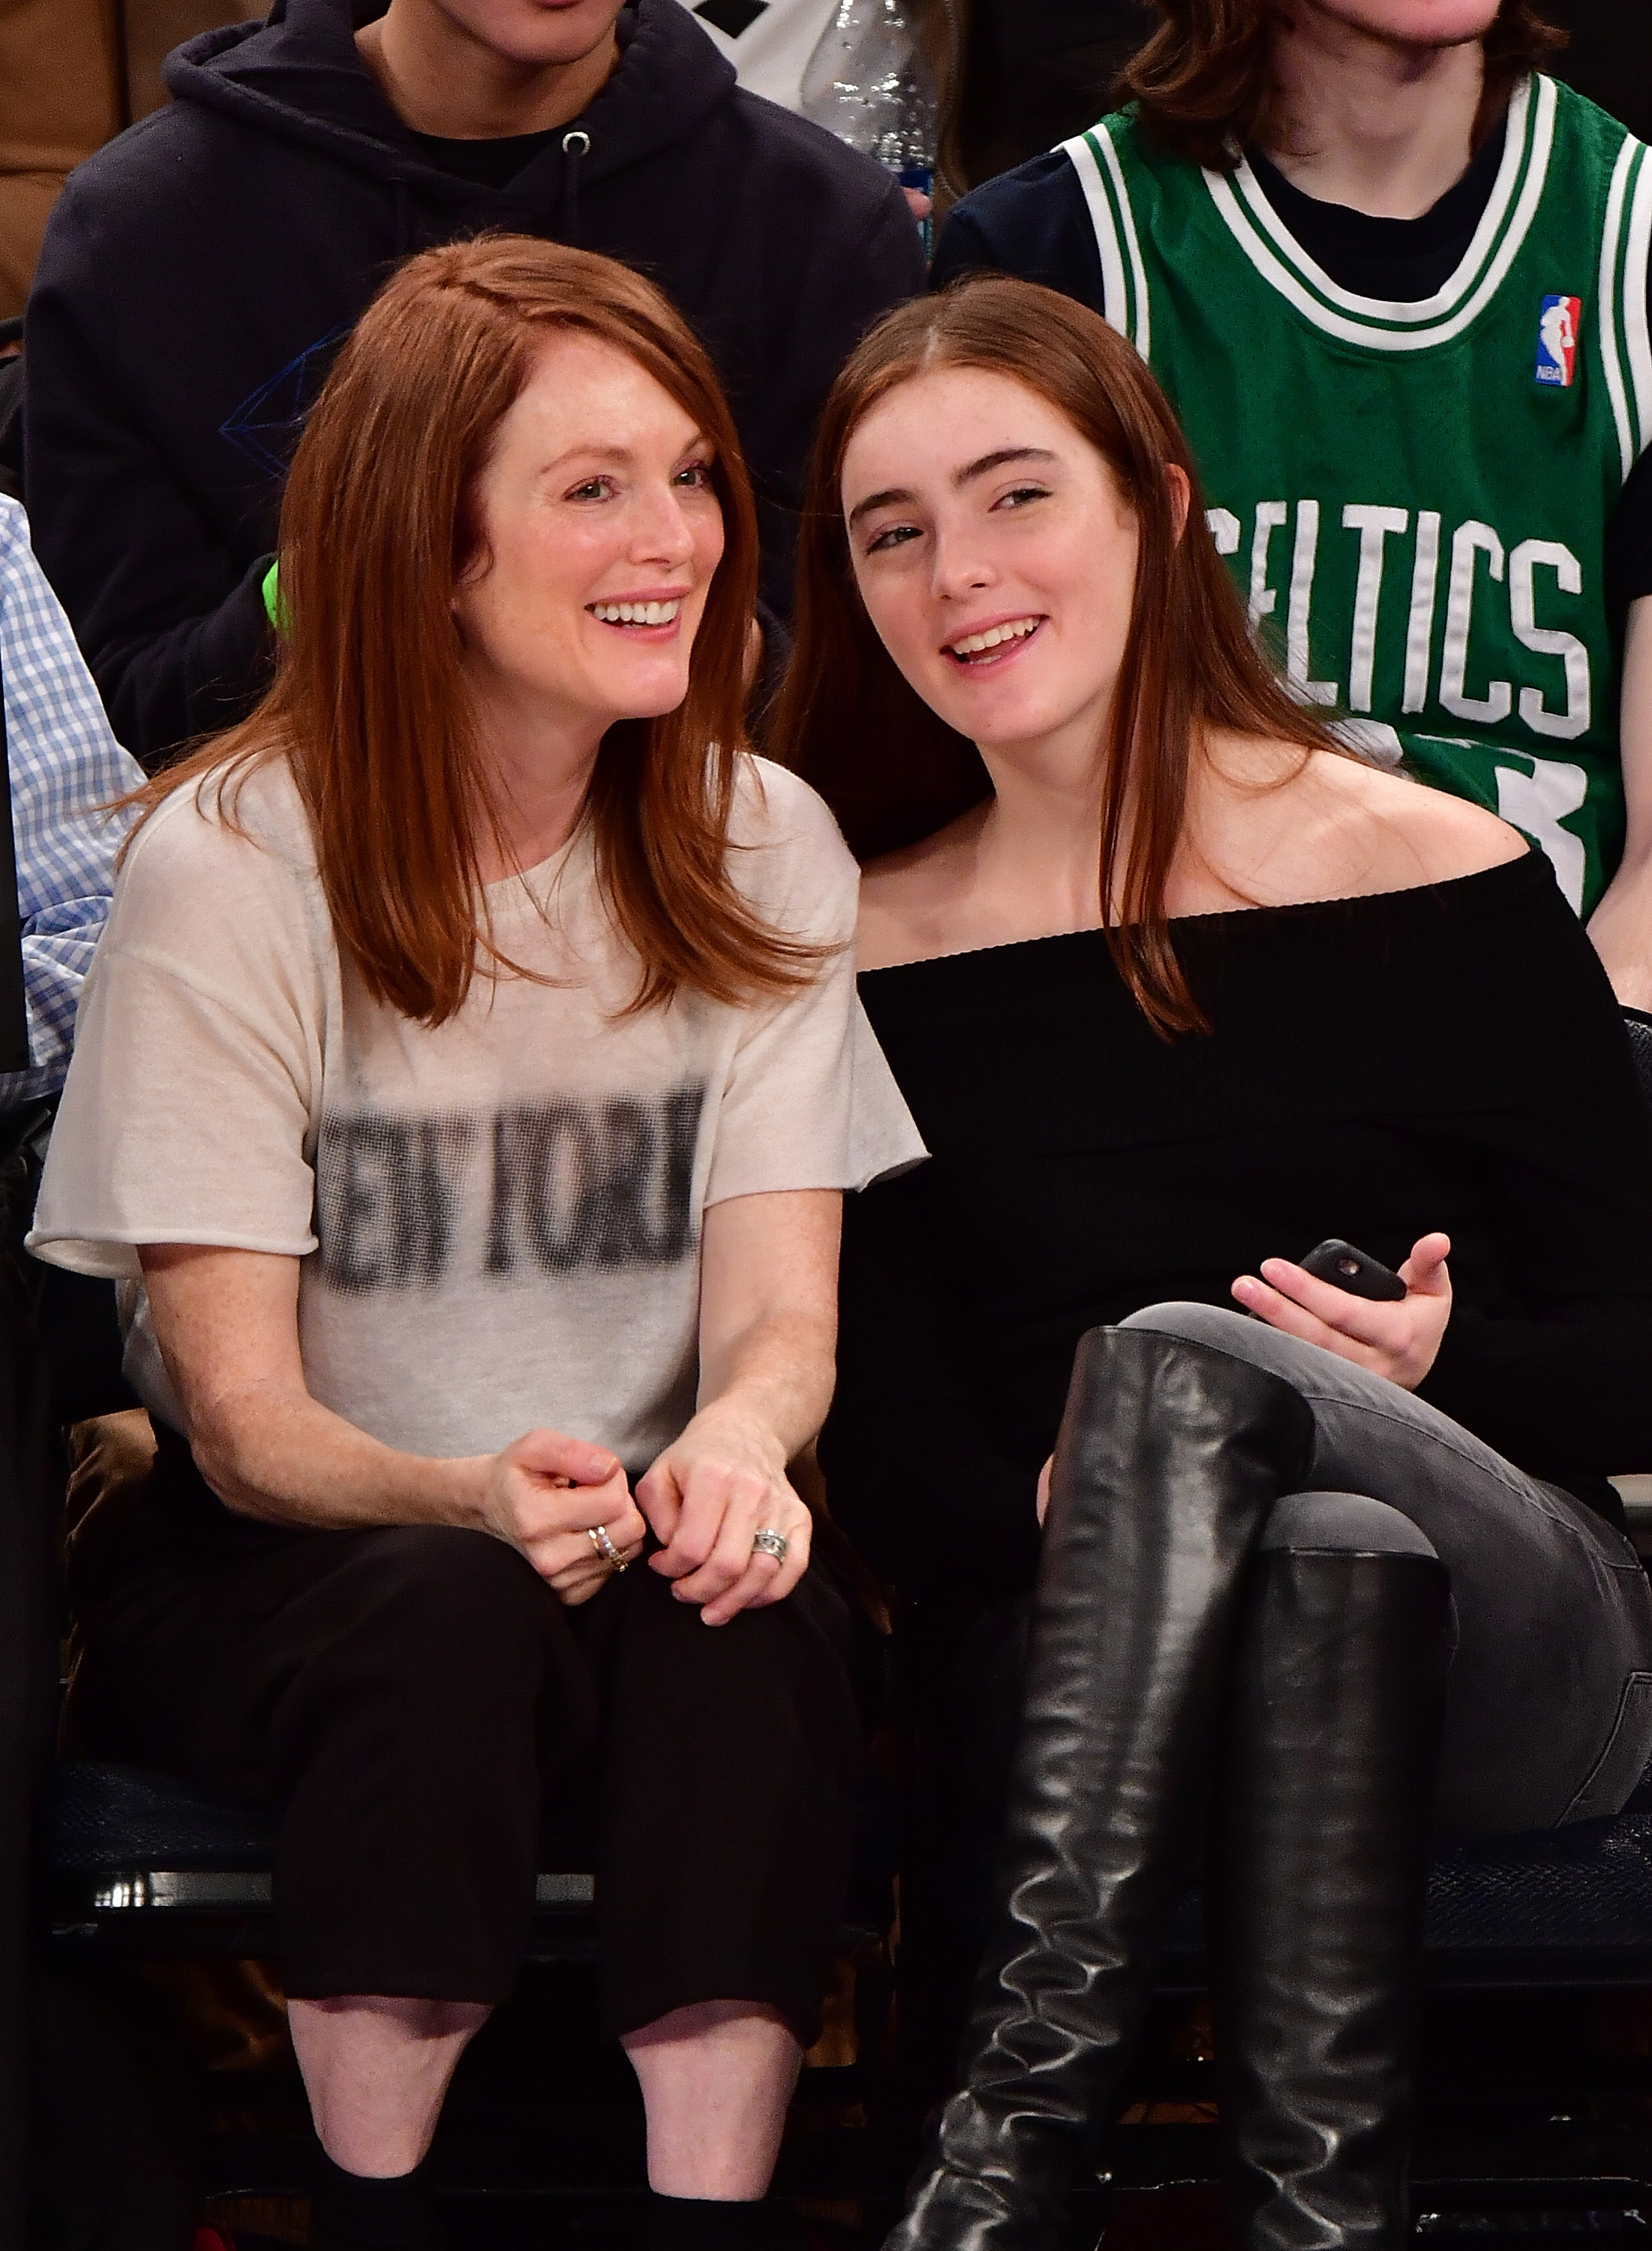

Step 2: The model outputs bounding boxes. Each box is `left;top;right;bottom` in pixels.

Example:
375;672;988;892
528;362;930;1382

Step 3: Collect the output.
29;237;923;2251
779;276;1652;2251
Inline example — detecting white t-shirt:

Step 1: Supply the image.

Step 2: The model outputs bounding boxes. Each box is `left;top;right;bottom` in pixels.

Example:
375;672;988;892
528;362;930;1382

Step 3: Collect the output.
674;0;837;112
30;754;926;1466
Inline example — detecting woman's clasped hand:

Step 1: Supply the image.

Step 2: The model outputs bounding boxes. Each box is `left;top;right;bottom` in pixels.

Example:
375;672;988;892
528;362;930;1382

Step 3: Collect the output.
640;1403;813;1624
474;1429;644;1604
475;1414;811;1622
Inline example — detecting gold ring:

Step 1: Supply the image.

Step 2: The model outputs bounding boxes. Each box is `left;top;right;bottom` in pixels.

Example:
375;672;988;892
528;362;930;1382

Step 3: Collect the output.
587;1524;627;1572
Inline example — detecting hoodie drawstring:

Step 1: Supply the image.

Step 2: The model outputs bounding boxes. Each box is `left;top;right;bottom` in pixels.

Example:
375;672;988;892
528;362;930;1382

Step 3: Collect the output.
558;129;590;248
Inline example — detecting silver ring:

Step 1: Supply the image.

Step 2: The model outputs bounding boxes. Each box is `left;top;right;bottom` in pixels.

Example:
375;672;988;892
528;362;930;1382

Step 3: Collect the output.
751;1527;788;1563
587;1524;627;1572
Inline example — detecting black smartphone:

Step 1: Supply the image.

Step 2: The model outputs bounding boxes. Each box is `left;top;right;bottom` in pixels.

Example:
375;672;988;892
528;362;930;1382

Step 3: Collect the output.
1299;1239;1407;1302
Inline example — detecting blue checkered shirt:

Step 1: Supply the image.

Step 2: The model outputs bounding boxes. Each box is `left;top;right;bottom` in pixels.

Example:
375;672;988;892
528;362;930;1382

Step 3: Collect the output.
0;498;143;1105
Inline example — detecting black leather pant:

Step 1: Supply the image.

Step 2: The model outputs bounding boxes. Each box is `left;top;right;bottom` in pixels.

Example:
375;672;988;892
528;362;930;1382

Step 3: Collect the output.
1122;1305;1652;1836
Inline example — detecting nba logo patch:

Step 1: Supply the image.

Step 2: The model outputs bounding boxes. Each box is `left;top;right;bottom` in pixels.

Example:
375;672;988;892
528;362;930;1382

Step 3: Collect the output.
1535;295;1581;386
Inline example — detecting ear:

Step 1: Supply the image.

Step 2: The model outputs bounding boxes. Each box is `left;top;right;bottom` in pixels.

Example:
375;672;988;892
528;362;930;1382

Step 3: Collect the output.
1165;462;1192;545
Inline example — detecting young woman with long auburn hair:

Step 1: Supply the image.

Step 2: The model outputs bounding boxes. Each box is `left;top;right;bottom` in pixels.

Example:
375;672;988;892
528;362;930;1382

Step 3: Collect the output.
29;236;923;2251
779;275;1652;2251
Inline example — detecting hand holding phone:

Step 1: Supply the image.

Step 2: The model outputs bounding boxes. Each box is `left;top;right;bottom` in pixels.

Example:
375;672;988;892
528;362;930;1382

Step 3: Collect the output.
1230;1232;1452;1391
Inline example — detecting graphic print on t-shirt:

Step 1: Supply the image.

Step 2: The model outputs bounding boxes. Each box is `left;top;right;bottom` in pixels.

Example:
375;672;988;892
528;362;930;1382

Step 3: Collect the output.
317;1086;705;1294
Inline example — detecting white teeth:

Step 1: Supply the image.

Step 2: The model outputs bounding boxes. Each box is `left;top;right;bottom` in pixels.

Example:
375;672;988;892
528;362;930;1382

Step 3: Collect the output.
590;600;682;626
948;617;1040;658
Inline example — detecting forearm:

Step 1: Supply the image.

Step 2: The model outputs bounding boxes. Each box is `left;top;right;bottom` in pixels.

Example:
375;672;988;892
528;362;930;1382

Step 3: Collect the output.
142;1242;488;1533
693;1304;837;1468
1586;849;1652;1008
184;1374;486;1534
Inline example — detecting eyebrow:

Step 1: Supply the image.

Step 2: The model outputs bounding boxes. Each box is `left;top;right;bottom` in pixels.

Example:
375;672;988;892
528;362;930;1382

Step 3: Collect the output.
539;434;713;477
846;446;1059;530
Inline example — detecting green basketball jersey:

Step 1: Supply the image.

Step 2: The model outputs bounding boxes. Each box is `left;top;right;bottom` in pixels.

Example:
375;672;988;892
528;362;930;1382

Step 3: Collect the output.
1063;76;1652;912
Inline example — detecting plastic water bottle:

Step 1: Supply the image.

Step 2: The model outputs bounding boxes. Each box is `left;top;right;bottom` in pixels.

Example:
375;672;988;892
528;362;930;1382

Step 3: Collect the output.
800;0;939;245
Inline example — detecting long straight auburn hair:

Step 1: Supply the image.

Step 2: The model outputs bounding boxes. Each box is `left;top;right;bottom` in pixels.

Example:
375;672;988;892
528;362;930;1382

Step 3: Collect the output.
134;236;818;1025
773;275;1339;1036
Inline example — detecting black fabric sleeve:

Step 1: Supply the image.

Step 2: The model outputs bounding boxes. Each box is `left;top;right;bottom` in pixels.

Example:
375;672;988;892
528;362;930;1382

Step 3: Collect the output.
1415;879;1652;1480
23;186;276;768
818;1165;1045;1606
1607;430;1652;634
1604;239;1652;630
930;149;1107;306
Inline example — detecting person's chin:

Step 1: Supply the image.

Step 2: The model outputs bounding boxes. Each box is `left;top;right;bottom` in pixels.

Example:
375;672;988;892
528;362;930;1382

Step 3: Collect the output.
597;671;693;726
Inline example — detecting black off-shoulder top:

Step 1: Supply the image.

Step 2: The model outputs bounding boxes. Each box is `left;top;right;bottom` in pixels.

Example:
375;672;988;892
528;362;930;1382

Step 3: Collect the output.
820;851;1652;1603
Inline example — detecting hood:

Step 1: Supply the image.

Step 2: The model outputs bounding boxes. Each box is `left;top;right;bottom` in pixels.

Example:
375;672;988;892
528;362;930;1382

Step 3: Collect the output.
162;0;739;202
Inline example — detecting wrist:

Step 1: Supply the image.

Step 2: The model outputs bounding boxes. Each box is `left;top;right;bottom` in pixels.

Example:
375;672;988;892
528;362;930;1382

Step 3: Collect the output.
415;1452;493;1532
683;1395;789;1477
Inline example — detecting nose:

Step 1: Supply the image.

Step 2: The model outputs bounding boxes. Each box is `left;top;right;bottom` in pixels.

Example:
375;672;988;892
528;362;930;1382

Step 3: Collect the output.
930;522;996;604
628;480;701;573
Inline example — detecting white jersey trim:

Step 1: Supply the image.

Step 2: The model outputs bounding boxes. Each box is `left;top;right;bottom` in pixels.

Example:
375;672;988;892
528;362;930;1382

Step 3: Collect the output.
1200;76;1555;353
1227;77;1533;328
1625;143;1652;455
1062;130;1131;340
1096;122;1152;361
1599;138;1641;476
1061;122;1151;356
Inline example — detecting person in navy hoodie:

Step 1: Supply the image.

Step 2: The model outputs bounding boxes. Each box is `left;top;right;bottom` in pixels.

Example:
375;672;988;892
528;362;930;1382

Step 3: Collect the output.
23;0;925;767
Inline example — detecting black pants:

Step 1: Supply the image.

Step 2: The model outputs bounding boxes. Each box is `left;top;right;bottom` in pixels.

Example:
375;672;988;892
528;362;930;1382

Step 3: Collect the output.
66;1427;860;2043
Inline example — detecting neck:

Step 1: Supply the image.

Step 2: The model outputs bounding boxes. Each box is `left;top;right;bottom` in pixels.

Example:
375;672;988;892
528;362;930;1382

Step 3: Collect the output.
1264;7;1487;219
470;693;606;885
357;0;619;140
971;717;1115;929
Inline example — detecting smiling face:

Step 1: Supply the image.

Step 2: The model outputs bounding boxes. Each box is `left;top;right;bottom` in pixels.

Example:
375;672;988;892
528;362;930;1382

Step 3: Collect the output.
841;366;1145;767
452;329;725;748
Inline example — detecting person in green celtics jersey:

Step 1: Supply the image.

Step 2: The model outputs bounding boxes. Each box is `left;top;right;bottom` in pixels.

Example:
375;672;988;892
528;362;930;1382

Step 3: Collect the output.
932;0;1652;1014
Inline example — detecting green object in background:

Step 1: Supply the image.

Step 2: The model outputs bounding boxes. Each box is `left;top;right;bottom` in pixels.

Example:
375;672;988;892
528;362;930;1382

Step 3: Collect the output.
261;557;287;635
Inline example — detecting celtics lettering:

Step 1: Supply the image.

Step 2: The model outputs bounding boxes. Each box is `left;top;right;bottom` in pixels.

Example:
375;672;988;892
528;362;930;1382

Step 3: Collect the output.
1206;500;1591;739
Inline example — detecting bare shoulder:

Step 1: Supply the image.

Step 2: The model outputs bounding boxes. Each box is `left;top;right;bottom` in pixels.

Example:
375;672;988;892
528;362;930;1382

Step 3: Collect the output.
1202;733;1528;908
1309;753;1527;888
857;811;984;972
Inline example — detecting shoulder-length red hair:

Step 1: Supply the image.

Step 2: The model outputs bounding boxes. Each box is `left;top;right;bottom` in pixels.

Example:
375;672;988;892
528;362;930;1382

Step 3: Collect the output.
773;274;1338;1036
1120;0;1564;172
134;234;818;1025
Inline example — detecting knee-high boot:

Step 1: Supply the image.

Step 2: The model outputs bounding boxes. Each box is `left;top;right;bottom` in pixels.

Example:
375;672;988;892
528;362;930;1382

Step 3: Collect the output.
888;1324;1317;2251
1215;1543;1452;2251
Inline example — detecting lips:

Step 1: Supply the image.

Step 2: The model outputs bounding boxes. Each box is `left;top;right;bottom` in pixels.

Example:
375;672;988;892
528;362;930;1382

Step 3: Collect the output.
588;599;683;628
944;615;1044;666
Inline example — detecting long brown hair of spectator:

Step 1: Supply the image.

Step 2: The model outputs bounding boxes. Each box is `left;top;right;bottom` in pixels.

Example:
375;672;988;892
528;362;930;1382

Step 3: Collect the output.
134;235;818;1026
1119;0;1565;172
774;275;1337;1036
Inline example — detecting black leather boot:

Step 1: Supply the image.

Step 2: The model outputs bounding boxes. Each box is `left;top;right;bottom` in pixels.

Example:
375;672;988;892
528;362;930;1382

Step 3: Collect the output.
887;1324;1316;2251
1213;1541;1452;2251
